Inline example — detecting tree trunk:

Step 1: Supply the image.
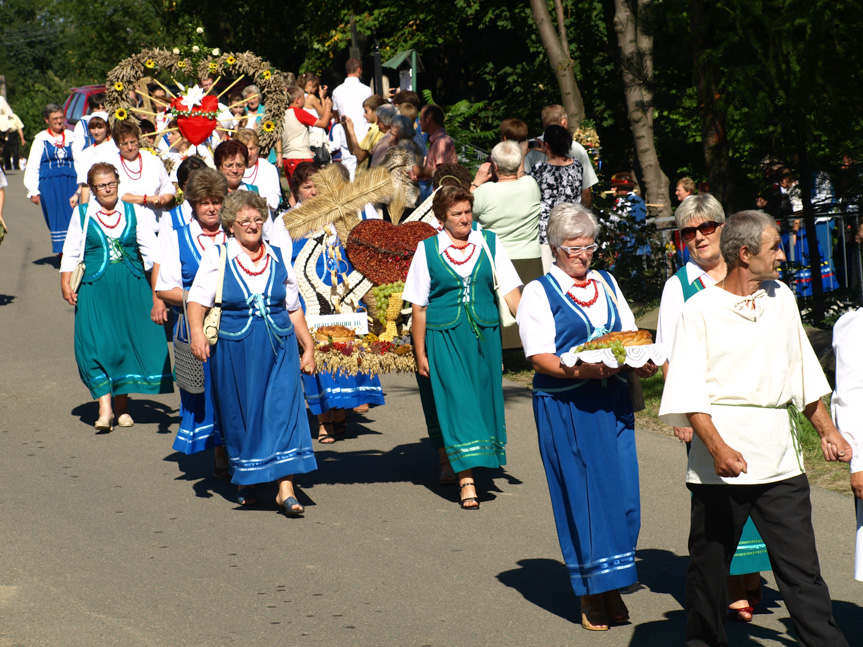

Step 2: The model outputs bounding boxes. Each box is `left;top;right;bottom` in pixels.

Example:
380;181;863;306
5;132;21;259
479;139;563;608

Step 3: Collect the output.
613;0;671;218
529;0;585;130
690;0;734;208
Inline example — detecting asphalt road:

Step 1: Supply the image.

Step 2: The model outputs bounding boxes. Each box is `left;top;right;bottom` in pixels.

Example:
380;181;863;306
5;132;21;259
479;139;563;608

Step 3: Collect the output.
0;172;860;646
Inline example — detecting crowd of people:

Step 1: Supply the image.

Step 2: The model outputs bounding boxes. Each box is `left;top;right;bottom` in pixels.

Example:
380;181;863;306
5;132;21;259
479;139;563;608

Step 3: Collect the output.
7;54;859;645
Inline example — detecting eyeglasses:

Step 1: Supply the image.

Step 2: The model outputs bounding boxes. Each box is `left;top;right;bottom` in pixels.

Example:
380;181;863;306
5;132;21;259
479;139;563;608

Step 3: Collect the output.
236;217;265;228
558;243;598;256
118;140;139;148
92;181;118;191
221;163;246;171
680;221;720;242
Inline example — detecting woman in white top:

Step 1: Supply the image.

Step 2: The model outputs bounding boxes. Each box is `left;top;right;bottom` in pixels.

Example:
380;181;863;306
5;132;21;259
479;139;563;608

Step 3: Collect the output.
235;129;282;212
404;185;522;509
155;168;229;469
60;163;173;431
187;191;317;515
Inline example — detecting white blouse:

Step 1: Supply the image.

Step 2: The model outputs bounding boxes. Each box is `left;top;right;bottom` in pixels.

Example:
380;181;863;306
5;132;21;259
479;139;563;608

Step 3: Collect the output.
517;264;637;358
243;159;282;212
188;237;301;312
402;228;522;307
655;260;718;358
74;140;120;185
59;201;160;272
155;219;227;292
23;129;76;197
831;309;863;475
105;149;175;234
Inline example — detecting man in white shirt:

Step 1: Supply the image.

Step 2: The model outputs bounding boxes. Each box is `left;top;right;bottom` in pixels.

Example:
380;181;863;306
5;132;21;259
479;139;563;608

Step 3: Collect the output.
331;58;372;142
522;104;598;208
659;210;851;647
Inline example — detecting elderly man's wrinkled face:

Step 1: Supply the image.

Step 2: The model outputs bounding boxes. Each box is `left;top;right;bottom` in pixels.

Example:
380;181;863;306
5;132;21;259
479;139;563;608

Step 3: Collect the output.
747;226;785;281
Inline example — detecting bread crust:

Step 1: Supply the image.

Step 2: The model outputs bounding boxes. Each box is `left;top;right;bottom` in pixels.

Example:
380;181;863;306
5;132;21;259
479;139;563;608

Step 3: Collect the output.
592;330;653;347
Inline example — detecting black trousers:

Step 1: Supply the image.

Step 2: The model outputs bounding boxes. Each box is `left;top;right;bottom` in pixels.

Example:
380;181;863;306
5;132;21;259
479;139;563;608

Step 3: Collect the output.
686;474;848;647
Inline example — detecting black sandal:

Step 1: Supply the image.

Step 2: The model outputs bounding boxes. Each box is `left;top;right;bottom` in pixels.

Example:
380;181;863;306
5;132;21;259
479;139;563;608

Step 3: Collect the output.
458;481;480;510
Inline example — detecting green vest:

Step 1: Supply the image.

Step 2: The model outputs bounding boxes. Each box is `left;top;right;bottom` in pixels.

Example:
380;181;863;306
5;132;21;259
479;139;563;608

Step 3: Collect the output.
79;202;145;283
674;265;705;303
424;230;499;330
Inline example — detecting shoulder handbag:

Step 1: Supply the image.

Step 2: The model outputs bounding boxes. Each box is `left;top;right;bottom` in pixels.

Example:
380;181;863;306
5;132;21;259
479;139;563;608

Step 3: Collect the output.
173;291;205;394
203;244;227;345
478;231;517;329
592;271;646;412
69;205;90;293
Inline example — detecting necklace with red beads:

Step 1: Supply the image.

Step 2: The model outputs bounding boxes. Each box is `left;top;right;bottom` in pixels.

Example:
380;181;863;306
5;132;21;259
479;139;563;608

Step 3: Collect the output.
236;246;268;276
121;153;143;180
566;279;599;308
244;160;259;185
443;242;475;266
196;230;224;251
96;209;121;229
46;128;65;149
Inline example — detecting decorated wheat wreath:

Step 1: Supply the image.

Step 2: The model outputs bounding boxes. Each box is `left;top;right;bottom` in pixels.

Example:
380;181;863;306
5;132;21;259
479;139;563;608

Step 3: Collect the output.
104;28;286;156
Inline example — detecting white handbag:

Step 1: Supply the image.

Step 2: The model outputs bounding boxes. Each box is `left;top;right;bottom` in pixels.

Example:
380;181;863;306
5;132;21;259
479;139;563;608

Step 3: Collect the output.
69;205;90;293
202;244;227;345
479;232;517;329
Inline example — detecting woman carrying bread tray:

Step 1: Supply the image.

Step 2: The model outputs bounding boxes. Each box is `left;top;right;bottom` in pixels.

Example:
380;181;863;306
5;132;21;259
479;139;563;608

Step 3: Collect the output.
269;162;385;444
517;202;658;632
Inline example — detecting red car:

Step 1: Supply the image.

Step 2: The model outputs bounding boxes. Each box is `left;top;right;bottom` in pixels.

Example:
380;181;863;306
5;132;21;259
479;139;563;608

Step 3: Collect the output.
63;84;106;129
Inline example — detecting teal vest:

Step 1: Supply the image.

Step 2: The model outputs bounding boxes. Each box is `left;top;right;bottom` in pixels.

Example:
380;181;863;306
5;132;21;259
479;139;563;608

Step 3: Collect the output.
78;202;145;283
674;265;706;302
424;230;499;330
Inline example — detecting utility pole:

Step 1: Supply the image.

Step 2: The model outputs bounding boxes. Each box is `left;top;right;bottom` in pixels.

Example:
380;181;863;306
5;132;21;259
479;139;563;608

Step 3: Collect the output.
349;14;360;60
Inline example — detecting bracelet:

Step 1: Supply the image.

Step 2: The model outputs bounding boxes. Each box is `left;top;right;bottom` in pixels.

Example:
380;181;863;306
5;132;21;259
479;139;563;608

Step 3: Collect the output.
470;183;478;188
143;194;148;205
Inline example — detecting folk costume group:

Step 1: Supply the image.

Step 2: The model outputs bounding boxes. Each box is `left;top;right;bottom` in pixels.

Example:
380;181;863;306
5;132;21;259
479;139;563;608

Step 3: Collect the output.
55;121;858;643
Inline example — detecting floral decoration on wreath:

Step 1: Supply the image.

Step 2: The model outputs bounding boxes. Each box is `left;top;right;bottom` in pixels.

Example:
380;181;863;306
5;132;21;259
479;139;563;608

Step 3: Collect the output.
104;27;287;155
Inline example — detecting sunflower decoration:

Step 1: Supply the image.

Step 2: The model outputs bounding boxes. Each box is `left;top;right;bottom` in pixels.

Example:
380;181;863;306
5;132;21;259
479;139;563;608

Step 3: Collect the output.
262;120;275;133
261;69;272;80
177;60;187;69
145;59;156;69
114;108;128;121
226;55;236;66
114;82;124;92
208;61;218;74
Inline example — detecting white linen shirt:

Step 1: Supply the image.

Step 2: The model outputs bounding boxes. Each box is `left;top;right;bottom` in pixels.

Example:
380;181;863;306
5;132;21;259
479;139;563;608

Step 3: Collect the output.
157;201;194;255
659;281;831;485
23;129;76;197
332;77;372;141
243;158;281;211
655;260;718;358
74;140;119;185
105;150;175;234
188;237;300;312
402;229;522;307
59;201;160;271
517;265;637;358
831;309;863;475
155;219;227;292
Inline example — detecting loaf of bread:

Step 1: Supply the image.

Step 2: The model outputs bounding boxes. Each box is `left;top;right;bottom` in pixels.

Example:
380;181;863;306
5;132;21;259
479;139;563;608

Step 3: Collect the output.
314;325;356;343
592;330;653;347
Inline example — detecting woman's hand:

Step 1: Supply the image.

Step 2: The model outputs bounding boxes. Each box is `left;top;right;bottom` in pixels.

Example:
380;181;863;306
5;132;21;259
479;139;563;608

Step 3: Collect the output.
634;361;658;379
69;193;79;209
472;162;493;189
190;332;210;362
30;195;40;205
318;84;328;100
60;273;77;306
417;353;430;378
151;297;169;325
576;362;622;380
673;426;693;443
300;347;315;375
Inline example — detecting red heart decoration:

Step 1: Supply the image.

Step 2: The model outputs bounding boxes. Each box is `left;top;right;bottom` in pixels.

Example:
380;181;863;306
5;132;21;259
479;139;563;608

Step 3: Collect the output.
172;95;219;146
346;220;437;285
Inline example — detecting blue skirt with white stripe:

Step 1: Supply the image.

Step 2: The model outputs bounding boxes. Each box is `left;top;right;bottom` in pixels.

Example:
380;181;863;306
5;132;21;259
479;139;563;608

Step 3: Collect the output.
301;371;385;415
209;322;317;485
533;377;640;596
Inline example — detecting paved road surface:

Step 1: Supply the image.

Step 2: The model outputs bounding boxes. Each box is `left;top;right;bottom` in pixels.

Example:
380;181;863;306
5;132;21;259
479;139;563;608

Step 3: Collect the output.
0;173;860;646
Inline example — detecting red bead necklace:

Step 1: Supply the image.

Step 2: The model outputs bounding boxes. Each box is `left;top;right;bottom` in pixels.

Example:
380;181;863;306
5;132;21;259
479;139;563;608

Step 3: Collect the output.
46;128;66;149
244;160;259;185
196;230;224;251
121;153;143;181
443;243;475;266
566;279;599;308
236;252;269;277
96;209;121;229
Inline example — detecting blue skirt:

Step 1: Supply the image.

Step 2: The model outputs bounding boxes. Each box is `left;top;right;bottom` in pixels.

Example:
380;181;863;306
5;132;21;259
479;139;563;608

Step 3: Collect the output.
533;378;640;596
301;371;385;415
173;358;222;454
209;322;317;485
39;166;77;253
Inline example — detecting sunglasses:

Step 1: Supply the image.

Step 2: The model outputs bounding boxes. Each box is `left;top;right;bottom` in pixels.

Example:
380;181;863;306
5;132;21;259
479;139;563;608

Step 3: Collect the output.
680;221;720;242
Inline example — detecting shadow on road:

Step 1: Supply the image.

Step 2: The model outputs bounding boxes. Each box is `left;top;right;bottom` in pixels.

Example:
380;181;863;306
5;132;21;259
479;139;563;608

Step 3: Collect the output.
71;398;177;435
496;558;580;623
32;255;59;268
0;294;15;306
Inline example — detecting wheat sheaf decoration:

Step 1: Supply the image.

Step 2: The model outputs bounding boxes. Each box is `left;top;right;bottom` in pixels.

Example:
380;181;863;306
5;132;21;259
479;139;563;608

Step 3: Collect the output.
282;165;394;242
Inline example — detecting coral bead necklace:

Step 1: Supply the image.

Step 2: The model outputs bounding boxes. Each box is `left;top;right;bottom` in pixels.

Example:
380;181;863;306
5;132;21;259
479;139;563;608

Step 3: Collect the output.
566;279;599;308
443;242;475;266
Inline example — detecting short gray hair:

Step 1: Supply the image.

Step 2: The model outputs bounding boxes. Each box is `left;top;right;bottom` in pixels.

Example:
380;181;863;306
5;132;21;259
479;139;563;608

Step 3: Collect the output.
376;104;397;127
242;84;260;98
674;193;726;229
390;114;415;140
720;210;778;269
220;190;269;235
490;140;522;176
547;203;600;250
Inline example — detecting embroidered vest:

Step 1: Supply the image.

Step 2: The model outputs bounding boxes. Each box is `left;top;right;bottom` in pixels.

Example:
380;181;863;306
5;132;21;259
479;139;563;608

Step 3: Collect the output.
78;202;144;283
423;230;499;330
532;270;624;395
674;265;705;302
217;244;293;341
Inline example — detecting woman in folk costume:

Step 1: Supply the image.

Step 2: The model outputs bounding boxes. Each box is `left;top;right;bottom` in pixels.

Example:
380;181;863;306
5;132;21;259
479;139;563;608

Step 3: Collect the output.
59;163;173;431
24;103;78;255
404;185;522;509
517;203;657;630
187;190;317;515
155;168;229;473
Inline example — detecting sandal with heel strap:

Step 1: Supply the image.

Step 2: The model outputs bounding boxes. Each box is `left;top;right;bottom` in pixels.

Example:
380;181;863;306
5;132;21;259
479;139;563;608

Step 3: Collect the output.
458;481;480;510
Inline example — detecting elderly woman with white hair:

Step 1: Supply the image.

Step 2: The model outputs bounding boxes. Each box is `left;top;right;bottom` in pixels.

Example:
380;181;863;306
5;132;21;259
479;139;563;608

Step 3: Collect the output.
656;193;770;623
517;202;657;631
